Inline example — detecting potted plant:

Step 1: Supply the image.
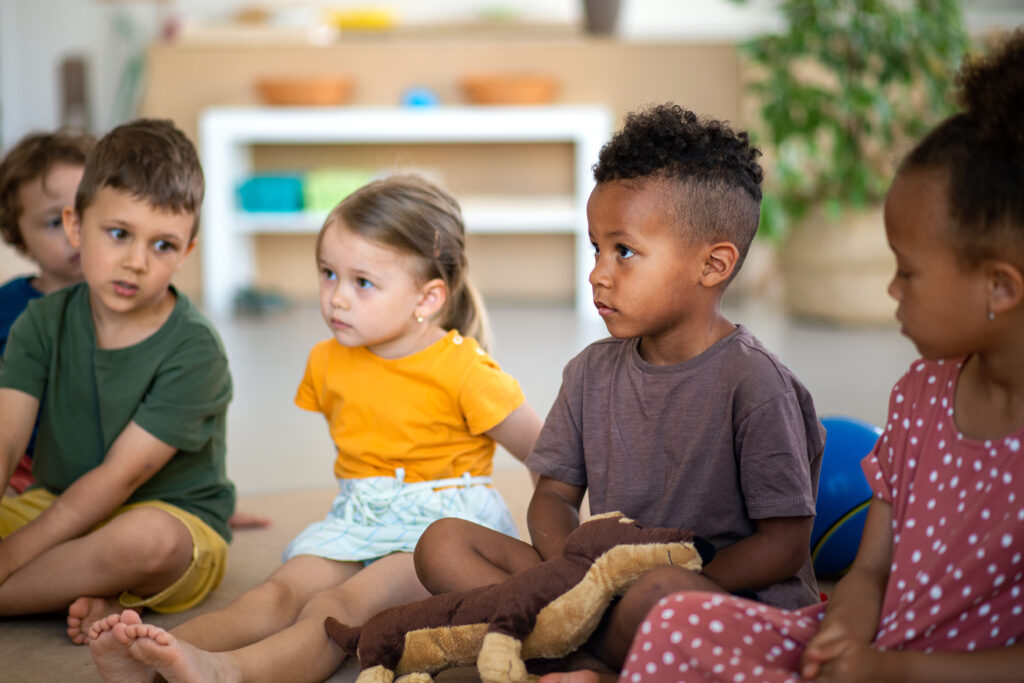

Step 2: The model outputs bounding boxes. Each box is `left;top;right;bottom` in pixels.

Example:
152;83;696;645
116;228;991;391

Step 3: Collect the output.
735;0;968;324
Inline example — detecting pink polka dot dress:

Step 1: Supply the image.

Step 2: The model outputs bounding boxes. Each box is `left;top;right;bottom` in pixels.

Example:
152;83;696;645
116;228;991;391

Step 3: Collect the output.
619;358;1024;682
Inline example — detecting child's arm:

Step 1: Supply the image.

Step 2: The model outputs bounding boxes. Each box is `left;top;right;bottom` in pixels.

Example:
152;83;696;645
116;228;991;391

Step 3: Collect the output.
526;476;585;561
801;498;893;679
0;420;176;582
802;499;1024;682
0;388;37;496
699;515;814;592
485;401;543;484
808;645;1024;683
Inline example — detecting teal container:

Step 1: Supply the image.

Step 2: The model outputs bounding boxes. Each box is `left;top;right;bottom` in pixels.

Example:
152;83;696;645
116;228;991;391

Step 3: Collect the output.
237;174;304;212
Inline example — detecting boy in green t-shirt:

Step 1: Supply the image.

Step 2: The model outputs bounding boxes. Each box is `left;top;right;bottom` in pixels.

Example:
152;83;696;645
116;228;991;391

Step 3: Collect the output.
0;119;236;643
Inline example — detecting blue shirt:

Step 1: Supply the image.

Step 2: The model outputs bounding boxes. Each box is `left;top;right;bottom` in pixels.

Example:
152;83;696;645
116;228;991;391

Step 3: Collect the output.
0;276;43;356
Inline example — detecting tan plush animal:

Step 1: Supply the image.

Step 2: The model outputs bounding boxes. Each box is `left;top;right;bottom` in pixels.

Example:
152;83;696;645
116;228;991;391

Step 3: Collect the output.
324;511;714;683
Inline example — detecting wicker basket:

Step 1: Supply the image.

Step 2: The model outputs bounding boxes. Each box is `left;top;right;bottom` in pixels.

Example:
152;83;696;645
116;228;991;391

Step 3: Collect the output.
460;74;559;105
255;77;353;106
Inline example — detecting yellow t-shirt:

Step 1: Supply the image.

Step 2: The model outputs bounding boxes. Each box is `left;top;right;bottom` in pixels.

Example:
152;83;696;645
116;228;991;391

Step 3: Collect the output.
295;330;525;482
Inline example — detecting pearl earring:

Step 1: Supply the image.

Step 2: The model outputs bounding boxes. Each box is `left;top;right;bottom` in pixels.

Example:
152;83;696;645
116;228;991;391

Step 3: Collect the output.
988;310;996;321
416;315;425;323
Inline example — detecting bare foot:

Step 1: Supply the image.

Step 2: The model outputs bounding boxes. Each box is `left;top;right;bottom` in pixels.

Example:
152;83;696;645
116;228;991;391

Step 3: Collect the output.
124;622;239;683
538;672;618;683
89;611;154;683
88;608;142;641
68;596;122;644
227;509;271;530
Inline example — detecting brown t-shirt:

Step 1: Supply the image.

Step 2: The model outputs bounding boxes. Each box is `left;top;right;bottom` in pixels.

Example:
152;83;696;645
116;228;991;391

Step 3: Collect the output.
526;325;825;609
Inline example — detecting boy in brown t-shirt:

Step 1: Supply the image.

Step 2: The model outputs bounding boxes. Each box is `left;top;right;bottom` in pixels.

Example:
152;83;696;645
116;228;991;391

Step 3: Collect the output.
414;103;826;673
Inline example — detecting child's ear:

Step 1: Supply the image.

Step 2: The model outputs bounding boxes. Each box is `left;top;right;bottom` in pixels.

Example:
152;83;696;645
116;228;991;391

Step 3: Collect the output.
988;260;1024;316
700;242;739;288
416;278;448;320
62;206;81;248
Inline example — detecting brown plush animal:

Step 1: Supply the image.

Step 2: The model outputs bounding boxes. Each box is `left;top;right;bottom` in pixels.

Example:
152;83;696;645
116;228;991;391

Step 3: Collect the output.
324;511;714;683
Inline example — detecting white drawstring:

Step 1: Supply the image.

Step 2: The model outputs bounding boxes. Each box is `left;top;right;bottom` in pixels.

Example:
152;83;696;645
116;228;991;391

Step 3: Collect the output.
331;468;494;526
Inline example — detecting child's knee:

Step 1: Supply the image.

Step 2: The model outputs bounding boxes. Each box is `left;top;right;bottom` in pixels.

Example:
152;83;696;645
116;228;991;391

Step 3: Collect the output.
298;584;365;626
104;507;193;574
625;567;709;614
414;518;466;578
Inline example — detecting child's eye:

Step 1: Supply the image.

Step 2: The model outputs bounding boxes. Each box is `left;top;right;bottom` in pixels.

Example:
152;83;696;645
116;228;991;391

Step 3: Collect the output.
616;244;635;259
45;217;63;230
590;242;600;255
355;277;373;289
107;227;128;241
154;240;176;253
320;268;336;281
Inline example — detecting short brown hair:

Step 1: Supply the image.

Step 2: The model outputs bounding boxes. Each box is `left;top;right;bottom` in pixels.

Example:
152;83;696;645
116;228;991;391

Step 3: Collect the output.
0;129;95;250
75;118;204;240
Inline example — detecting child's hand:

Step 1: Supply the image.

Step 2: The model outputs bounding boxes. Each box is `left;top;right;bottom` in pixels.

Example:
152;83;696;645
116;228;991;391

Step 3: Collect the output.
801;621;854;678
802;622;885;683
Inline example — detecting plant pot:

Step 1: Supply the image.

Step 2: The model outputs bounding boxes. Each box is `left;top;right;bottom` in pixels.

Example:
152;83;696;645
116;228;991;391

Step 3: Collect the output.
780;205;896;326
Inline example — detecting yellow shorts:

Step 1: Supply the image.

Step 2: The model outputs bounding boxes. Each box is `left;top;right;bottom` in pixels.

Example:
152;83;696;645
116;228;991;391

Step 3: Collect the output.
0;488;228;613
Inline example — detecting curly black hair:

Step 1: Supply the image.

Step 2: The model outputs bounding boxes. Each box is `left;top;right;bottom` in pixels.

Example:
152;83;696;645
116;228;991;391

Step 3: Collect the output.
901;29;1024;268
592;103;764;270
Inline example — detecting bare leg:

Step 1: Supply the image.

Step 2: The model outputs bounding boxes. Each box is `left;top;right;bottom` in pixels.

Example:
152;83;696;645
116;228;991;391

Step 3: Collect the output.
89;555;357;681
414;518;542;593
122;553;432;683
0;507;191;622
124;623;235;683
170;554;359;652
588;567;724;670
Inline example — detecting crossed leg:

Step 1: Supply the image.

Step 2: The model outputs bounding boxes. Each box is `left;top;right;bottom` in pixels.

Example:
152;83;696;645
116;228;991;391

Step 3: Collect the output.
91;552;431;683
0;506;193;643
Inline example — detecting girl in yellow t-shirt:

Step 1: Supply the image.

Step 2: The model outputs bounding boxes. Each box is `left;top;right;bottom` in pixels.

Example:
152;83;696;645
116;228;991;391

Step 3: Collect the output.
88;174;544;683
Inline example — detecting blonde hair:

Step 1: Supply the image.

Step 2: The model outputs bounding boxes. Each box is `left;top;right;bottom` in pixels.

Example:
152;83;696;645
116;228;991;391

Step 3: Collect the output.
316;174;490;350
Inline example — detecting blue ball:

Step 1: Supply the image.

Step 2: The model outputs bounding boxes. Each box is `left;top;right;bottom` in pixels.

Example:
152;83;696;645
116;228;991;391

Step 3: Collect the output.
811;416;882;578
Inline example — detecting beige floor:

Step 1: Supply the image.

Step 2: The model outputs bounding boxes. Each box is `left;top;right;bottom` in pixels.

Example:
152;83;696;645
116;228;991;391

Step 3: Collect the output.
0;296;918;682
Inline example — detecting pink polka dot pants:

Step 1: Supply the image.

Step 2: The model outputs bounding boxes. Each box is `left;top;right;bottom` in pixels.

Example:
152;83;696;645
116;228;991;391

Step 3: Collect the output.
619;591;827;683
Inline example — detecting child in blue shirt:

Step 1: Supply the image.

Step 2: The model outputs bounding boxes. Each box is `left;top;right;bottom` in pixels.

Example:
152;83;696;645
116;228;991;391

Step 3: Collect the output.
0;130;94;494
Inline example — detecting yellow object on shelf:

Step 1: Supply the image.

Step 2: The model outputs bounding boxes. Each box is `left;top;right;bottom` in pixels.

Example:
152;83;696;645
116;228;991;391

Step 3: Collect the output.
326;8;397;31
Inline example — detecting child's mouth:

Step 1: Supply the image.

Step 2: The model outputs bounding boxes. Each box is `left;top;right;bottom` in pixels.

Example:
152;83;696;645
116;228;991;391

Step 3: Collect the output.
113;281;139;296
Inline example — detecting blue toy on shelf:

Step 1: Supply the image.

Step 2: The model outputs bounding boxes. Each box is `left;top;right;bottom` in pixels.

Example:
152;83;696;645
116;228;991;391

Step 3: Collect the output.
811;415;883;578
237;174;304;212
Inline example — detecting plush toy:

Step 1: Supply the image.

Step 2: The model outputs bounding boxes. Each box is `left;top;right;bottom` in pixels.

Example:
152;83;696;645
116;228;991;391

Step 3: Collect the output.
324;511;714;683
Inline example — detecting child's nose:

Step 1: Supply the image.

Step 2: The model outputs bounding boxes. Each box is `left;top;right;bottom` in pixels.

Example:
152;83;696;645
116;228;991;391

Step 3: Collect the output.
330;284;350;309
886;275;901;301
123;244;147;271
589;257;611;289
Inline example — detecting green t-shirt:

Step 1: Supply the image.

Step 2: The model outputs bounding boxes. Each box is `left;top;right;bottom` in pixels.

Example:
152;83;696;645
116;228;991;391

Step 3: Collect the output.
0;283;236;542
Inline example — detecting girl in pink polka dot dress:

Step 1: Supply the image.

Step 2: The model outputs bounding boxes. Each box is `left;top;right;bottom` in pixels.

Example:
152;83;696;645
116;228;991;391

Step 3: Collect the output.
613;31;1024;683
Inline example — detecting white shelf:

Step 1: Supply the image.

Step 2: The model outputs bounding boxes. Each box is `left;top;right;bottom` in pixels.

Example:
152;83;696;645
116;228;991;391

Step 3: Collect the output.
234;195;577;235
199;106;612;316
